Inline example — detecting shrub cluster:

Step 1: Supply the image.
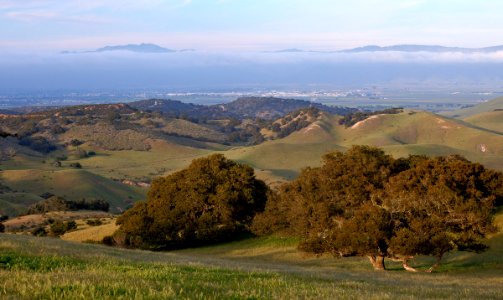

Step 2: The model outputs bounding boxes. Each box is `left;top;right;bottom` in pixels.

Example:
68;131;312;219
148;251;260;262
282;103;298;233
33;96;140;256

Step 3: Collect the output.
27;196;109;214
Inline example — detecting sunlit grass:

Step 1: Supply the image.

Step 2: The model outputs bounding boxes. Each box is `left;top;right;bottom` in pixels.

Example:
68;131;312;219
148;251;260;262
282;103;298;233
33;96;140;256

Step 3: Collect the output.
1;231;503;299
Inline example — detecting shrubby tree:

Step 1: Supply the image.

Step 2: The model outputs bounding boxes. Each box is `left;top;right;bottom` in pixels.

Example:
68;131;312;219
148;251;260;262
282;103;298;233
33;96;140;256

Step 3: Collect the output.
116;154;269;250
49;220;77;237
27;196;109;214
253;146;503;271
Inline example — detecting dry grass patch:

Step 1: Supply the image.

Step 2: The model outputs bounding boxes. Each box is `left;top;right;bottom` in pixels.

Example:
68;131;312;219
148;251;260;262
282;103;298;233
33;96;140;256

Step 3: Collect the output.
62;219;118;243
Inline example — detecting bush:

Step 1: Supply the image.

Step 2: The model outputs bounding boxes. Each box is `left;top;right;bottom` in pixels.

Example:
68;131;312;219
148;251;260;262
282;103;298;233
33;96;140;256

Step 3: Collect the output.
116;154;269;250
102;235;115;246
86;219;103;226
32;227;47;237
50;220;77;237
69;162;82;169
66;220;77;231
50;221;67;236
0;222;4;233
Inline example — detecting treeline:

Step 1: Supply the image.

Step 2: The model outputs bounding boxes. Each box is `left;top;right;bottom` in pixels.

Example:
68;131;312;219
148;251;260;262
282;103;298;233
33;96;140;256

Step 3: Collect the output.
112;148;503;271
338;108;403;127
27;196;110;214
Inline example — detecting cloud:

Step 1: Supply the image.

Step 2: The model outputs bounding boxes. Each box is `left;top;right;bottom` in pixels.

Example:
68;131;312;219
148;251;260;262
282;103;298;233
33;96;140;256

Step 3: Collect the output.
0;0;191;25
4;11;111;24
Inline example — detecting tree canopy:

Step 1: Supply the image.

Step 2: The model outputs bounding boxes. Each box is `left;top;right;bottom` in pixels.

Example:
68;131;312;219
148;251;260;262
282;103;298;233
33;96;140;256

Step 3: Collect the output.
116;154;268;250
252;146;503;271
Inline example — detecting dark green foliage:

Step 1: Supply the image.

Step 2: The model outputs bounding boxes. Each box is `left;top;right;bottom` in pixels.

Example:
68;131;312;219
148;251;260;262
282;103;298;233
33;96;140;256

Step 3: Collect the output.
39;192;55;199
69;139;83;147
27;196;69;214
338;107;403;127
32;227;47;237
71;198;109;212
253;146;503;271
66;220;77;231
69;162;82;169
86;219;103;226
27;196;109;214
50;125;66;134
18;136;57;153
0;222;4;233
49;221;66;236
102;235;115;246
49;220;77;237
117;154;269;250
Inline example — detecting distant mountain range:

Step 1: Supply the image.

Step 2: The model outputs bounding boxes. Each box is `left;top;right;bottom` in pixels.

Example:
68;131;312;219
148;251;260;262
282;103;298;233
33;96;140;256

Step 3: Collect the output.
341;44;503;53
62;43;195;54
62;43;503;55
271;44;503;54
128;97;358;120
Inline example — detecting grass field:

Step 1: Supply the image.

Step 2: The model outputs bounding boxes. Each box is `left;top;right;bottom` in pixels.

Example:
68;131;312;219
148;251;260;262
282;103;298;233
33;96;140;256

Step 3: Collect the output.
1;218;502;299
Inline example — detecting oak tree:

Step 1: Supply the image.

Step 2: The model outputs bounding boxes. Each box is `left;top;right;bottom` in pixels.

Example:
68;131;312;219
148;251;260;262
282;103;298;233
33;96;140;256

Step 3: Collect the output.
117;154;268;250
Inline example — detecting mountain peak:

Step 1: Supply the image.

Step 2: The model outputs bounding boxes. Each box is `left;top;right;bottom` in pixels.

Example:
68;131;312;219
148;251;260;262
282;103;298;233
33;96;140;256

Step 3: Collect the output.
94;43;176;53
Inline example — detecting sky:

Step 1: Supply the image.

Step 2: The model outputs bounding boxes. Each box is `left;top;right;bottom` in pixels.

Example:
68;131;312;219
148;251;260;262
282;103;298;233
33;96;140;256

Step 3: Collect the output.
1;0;503;52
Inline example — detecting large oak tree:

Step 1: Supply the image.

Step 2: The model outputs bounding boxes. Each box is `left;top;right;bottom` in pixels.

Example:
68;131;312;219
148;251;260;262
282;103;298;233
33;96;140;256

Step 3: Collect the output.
117;154;268;250
253;146;503;271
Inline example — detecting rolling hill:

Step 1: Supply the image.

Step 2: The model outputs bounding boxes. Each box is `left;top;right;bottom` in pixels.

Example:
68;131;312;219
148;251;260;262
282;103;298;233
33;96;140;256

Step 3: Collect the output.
443;96;503;118
227;110;503;177
463;110;503;134
0;168;145;214
2;97;503;216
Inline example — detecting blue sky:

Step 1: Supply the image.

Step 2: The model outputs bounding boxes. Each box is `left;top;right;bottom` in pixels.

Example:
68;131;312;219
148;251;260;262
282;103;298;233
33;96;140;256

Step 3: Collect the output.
1;0;503;52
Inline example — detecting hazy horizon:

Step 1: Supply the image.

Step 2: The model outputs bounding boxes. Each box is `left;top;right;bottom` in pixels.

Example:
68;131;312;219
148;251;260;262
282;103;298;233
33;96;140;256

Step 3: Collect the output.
2;1;503;99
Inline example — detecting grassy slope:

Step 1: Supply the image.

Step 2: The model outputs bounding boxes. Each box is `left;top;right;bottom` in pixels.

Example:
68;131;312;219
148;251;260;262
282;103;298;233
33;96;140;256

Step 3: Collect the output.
1;167;145;213
0;213;502;299
0;193;43;216
463;110;503;134
443;96;503;118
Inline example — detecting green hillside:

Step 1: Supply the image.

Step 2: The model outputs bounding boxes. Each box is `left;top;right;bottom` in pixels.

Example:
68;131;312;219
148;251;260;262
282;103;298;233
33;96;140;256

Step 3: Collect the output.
228;110;503;176
463;110;503;134
0;168;145;213
443;96;503;118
